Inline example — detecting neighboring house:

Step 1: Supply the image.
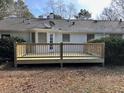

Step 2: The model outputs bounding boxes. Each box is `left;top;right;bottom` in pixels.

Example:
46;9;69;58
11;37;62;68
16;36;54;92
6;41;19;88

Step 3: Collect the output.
0;17;124;44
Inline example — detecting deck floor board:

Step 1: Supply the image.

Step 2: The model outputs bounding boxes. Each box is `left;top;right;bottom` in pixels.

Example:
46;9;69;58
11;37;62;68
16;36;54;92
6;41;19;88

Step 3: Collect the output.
16;53;104;64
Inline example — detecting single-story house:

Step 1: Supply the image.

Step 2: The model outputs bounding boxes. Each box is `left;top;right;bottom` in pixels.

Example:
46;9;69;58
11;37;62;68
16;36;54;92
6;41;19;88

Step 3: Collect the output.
0;17;124;44
1;17;118;66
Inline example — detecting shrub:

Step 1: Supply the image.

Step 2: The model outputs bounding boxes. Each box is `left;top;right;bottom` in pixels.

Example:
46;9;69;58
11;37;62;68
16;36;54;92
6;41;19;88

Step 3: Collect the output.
89;37;124;65
0;37;25;62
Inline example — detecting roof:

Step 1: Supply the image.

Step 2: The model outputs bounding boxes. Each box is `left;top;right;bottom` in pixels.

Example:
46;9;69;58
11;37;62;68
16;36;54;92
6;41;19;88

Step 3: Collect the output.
0;17;124;33
0;17;48;32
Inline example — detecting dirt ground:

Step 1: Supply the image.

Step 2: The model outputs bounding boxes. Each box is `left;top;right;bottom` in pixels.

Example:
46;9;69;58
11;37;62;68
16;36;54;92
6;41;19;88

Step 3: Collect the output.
0;65;124;93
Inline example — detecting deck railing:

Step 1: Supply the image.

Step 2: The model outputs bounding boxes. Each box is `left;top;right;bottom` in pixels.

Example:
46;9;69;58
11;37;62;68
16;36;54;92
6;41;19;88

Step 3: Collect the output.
84;43;105;58
16;44;27;57
15;43;105;59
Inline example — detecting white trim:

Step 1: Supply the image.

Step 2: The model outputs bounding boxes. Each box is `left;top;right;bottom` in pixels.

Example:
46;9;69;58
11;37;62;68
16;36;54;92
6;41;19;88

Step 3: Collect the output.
30;28;124;34
35;32;38;43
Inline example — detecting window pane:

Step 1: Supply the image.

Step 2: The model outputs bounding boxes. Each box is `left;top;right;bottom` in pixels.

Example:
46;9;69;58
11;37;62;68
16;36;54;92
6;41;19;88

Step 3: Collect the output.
38;33;47;43
62;34;70;42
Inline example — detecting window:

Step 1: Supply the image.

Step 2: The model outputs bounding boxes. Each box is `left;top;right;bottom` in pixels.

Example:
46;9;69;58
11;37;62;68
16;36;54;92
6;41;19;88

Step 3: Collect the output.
87;34;95;41
1;34;10;39
38;32;47;43
62;34;70;42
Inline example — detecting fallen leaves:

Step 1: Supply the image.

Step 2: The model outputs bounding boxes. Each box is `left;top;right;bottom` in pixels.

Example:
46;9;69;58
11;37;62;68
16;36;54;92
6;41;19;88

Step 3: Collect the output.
0;67;124;93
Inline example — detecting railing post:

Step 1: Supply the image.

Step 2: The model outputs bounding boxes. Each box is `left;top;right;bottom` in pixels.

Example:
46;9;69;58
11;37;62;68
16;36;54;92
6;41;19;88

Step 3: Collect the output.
102;43;105;67
60;42;63;68
60;42;63;60
101;43;105;58
14;42;17;68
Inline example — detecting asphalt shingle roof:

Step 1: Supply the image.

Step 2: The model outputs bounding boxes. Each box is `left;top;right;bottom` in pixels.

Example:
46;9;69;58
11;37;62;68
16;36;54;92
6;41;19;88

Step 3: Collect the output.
0;17;124;33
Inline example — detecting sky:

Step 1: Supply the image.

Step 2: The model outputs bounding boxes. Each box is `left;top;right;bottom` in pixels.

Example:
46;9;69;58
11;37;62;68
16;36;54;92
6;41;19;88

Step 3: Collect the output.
25;0;112;19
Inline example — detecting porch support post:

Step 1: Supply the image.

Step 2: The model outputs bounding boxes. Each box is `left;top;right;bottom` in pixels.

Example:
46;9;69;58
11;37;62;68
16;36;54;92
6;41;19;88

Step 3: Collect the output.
35;32;38;43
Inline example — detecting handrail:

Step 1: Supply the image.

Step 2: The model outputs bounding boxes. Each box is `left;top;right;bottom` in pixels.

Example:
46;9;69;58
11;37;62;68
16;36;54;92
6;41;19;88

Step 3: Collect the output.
16;42;105;45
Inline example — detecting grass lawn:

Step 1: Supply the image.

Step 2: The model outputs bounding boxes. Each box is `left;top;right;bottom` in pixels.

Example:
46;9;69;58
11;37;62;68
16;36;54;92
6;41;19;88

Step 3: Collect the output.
0;65;124;93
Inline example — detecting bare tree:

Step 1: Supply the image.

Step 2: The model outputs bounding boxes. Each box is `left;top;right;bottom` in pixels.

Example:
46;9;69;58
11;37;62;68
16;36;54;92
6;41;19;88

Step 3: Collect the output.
56;0;67;18
46;0;57;14
98;7;118;20
67;2;77;19
44;0;77;19
45;0;67;18
111;0;124;19
99;0;124;20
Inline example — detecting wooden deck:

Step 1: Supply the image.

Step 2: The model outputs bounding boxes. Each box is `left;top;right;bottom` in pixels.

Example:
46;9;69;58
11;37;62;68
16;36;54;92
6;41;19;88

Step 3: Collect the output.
14;43;105;67
17;53;104;67
20;53;97;58
17;53;100;59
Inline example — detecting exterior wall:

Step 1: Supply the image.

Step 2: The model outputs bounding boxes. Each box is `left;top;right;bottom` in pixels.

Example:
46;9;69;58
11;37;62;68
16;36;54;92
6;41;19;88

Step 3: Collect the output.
0;31;31;42
55;33;62;43
70;34;87;43
65;33;86;52
55;33;87;43
54;33;87;52
95;34;110;40
47;33;87;43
